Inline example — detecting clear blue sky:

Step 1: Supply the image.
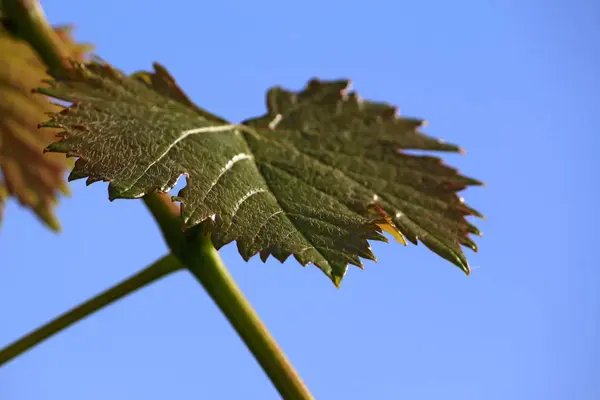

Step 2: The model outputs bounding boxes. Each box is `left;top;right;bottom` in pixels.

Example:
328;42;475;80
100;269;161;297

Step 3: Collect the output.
1;0;598;399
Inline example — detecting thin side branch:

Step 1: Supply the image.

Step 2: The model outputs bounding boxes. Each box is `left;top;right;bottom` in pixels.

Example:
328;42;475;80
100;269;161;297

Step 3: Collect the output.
0;254;183;366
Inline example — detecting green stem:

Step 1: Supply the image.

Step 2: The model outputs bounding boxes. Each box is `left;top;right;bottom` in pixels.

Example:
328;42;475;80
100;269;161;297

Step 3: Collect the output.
183;230;313;400
2;0;71;70
143;192;185;258
0;254;183;367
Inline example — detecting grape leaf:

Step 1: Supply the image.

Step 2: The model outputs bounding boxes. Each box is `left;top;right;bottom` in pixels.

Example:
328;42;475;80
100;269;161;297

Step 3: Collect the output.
38;61;483;285
0;21;91;230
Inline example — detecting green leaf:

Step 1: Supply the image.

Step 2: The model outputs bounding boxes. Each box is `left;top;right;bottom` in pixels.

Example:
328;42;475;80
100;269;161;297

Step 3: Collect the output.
38;61;483;285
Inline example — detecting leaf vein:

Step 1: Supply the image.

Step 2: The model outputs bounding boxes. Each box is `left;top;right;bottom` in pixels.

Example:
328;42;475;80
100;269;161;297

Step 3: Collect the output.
121;124;237;192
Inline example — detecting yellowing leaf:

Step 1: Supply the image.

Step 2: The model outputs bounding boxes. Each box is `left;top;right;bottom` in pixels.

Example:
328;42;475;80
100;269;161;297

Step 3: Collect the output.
0;22;91;229
39;62;483;284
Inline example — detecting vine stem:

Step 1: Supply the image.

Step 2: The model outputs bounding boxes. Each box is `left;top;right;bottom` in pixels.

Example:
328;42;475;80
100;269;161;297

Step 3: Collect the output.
2;0;71;69
0;254;183;366
4;2;314;398
183;230;313;399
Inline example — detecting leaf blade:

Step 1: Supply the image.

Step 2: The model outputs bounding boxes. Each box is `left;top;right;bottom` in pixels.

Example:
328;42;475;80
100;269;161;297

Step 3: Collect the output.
39;62;483;284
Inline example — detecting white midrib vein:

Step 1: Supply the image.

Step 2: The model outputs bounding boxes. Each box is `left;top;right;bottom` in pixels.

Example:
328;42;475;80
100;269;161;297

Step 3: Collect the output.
123;124;237;193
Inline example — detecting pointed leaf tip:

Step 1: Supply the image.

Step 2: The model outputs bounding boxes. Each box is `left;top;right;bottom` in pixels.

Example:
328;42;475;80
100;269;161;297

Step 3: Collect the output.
333;274;343;288
35;206;61;232
458;258;471;275
376;222;407;246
